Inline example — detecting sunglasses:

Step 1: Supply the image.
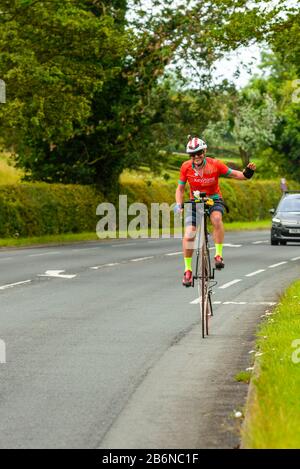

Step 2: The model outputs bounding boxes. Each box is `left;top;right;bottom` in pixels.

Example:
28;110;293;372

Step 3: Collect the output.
191;150;205;157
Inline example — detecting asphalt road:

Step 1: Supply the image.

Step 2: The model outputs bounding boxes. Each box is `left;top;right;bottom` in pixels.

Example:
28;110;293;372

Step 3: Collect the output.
0;231;299;448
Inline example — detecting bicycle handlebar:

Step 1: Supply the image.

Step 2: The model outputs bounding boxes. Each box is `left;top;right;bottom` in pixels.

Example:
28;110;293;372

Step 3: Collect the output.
181;195;230;213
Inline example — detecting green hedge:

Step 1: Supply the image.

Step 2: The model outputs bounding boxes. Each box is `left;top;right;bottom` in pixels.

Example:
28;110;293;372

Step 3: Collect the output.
0;183;104;237
0;177;299;237
121;174;300;224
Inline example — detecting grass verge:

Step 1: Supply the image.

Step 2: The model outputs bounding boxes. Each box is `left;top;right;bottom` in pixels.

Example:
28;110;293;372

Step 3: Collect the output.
223;219;271;231
0;220;270;248
242;280;300;448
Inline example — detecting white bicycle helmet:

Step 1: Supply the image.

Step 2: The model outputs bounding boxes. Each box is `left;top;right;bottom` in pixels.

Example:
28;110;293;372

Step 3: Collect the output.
186;136;207;154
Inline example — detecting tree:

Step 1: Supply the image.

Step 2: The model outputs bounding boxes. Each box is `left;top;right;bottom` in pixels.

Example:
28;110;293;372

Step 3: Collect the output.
271;106;300;180
232;93;278;166
0;0;287;191
203;88;278;166
254;10;300;180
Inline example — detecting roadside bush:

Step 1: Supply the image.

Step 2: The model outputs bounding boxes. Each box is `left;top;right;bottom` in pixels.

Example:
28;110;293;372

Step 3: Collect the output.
0;176;299;238
0;183;104;237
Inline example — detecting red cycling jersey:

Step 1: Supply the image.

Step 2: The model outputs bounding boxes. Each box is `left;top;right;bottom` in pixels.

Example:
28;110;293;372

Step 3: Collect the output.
179;157;232;199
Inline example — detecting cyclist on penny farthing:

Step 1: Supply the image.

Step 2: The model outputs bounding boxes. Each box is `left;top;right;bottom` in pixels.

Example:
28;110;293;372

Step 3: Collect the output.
174;135;256;287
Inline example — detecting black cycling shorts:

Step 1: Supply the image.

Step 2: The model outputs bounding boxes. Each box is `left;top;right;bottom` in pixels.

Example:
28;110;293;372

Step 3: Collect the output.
185;199;225;227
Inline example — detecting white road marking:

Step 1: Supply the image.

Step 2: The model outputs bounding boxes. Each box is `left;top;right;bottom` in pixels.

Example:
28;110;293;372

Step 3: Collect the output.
0;280;31;290
252;302;276;306
268;261;287;268
0;257;13;261
90;263;120;269
130;257;154;262
223;243;243;248
28;251;60;257
78;247;99;251
165;252;183;256
209;243;242;250
219;279;242;289
91;256;154;269
191;300;276;306
111;243;137;247
38;270;77;279
291;256;300;261
245;269;266;277
252;240;268;244
223;301;247;305
226;301;276;306
190;297;201;304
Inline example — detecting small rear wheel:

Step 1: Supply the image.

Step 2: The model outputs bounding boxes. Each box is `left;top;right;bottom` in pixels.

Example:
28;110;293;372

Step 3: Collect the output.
280;240;287;245
271;238;279;245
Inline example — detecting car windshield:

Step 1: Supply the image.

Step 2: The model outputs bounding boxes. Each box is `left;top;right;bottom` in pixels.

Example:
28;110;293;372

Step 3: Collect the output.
279;197;300;212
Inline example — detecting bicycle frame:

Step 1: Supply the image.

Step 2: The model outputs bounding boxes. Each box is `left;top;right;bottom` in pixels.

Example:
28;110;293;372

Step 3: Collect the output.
193;202;215;284
183;194;216;337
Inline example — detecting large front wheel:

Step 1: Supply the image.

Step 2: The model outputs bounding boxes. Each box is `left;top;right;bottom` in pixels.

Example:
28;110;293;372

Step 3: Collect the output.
202;245;212;337
197;242;212;338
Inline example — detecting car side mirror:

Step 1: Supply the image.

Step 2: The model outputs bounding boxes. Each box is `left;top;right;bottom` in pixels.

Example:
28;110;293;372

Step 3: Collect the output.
269;208;275;215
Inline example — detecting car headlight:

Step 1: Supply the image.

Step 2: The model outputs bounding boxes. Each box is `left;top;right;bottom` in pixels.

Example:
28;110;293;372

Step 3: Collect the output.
272;217;281;224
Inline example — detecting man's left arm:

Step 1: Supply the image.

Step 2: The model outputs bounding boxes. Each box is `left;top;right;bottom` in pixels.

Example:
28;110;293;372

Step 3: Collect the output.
228;162;256;180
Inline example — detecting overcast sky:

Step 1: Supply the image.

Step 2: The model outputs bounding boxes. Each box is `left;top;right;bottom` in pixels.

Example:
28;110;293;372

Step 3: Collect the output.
212;44;264;88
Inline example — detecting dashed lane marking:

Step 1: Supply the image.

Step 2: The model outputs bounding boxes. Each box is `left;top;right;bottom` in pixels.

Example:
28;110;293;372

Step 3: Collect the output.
69;247;103;252
291;256;300;261
252;240;268;244
222;301;276;306
223;301;247;305
219;279;242;289
245;269;266;277
165;252;183;256
111;243;137;247
190;299;277;306
130;257;154;262
268;261;287;268
0;280;31;290
223;243;243;248
209;243;242;250
190;297;201;305
90;263;120;270
38;270;77;279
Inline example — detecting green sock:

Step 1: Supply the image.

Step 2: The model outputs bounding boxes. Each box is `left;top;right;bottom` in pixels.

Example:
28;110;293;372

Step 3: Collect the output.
215;243;223;257
184;257;192;272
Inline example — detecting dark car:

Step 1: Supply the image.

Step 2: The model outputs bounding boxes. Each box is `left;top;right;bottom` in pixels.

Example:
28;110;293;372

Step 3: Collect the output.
270;192;300;245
